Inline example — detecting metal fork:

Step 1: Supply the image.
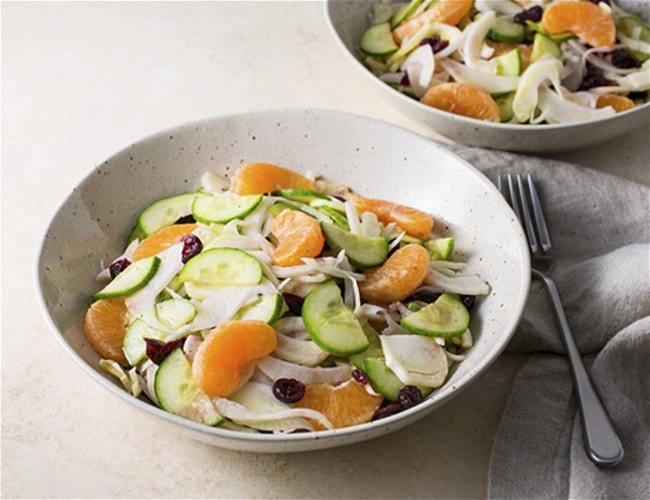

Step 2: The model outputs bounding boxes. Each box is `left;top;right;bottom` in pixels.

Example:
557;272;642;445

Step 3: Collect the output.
498;173;624;468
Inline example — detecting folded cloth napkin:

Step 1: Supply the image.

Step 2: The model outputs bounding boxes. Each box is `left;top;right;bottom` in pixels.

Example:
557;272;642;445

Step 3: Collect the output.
446;145;650;499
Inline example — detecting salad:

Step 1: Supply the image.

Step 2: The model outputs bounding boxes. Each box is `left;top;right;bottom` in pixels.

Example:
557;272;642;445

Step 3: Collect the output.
85;162;489;433
359;0;650;123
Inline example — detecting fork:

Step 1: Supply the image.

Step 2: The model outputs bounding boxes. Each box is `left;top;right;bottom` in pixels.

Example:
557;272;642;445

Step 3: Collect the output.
498;173;624;468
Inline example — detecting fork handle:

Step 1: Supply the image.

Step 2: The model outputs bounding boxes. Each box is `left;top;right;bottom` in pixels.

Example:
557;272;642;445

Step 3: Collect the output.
532;269;624;467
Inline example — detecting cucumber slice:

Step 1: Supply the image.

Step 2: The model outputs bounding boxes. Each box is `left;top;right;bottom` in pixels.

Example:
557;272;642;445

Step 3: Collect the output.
92;256;160;300
531;33;561;64
178;248;262;286
267;201;298;217
274;189;329;204
617;14;650;44
122;318;168;366
127;223;146;244
400;292;470;337
348;323;383;369
494;92;516;122
309;198;346;213
231;293;283;324
525;21;575;43
364;357;433;402
137;193;197;236
191;193;262;225
390;0;423;29
317;206;350;230
154;348;223;426
424;237;455;260
488;17;526;43
371;2;394;25
494;48;523;76
360;22;399;57
155;298;197;330
387;82;418;99
320;222;388;269
364;357;404;402
302;280;369;356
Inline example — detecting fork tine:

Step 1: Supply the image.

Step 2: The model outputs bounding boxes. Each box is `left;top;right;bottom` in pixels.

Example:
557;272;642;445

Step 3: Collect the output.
526;174;552;253
497;175;507;198
506;174;523;222
516;174;540;255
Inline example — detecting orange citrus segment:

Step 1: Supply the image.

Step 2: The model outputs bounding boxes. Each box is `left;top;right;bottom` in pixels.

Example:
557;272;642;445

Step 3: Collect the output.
596;94;636;113
360;244;430;304
84;298;129;365
541;1;615;48
192;320;277;398
294;379;383;430
351;196;434;240
392;0;473;44
132;223;197;261
230;162;315;195
421;82;501;123
271;209;325;267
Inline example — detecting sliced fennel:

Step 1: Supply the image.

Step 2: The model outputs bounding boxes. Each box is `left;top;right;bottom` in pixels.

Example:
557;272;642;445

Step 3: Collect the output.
512;53;564;123
381;334;449;388
440;58;521;93
215;381;333;432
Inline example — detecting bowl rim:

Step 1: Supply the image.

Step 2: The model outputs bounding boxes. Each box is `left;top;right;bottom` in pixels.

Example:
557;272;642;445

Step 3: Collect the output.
323;0;650;131
35;107;531;446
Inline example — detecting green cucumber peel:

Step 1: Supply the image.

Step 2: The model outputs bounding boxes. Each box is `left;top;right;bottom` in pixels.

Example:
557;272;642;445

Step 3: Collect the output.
93;256;160;301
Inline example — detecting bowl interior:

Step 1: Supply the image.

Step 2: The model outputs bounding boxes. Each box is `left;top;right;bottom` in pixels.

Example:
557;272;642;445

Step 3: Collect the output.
325;1;650;152
37;108;530;451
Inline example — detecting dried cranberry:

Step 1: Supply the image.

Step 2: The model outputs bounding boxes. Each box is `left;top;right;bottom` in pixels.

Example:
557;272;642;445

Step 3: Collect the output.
352;369;369;385
588;0;609;4
175;214;196;224
408;288;441;303
513;5;543;24
109;258;131;279
398;386;424;410
180;233;203;263
611;48;641;69
461;295;476;310
282;293;304;316
144;337;185;365
372;403;402;421
400;72;410;87
419;34;450;54
578;75;617;91
273;378;305;403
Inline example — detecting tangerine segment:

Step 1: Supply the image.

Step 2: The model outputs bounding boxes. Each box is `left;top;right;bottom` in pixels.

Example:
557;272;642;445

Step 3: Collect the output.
132;223;197;261
541;1;615;48
360;244;430;304
84;298;129;365
596;94;636;113
421;82;501;123
192;320;277;398
230;162;315;195
271;209;325;267
294;379;383;430
392;0;473;44
351;196;434;240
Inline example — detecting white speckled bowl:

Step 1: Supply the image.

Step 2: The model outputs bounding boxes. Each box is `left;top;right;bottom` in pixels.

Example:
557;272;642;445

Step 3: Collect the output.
36;109;530;453
325;0;650;153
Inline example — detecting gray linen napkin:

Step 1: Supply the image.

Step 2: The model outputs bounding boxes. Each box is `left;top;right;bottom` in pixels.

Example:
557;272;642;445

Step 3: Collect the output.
446;145;650;499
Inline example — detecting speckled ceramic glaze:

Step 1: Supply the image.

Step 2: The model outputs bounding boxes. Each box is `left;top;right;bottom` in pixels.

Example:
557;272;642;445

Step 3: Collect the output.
36;109;530;452
325;0;650;153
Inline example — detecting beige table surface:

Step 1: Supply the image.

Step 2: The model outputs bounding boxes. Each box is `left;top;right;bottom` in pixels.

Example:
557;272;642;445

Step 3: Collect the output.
2;2;648;499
